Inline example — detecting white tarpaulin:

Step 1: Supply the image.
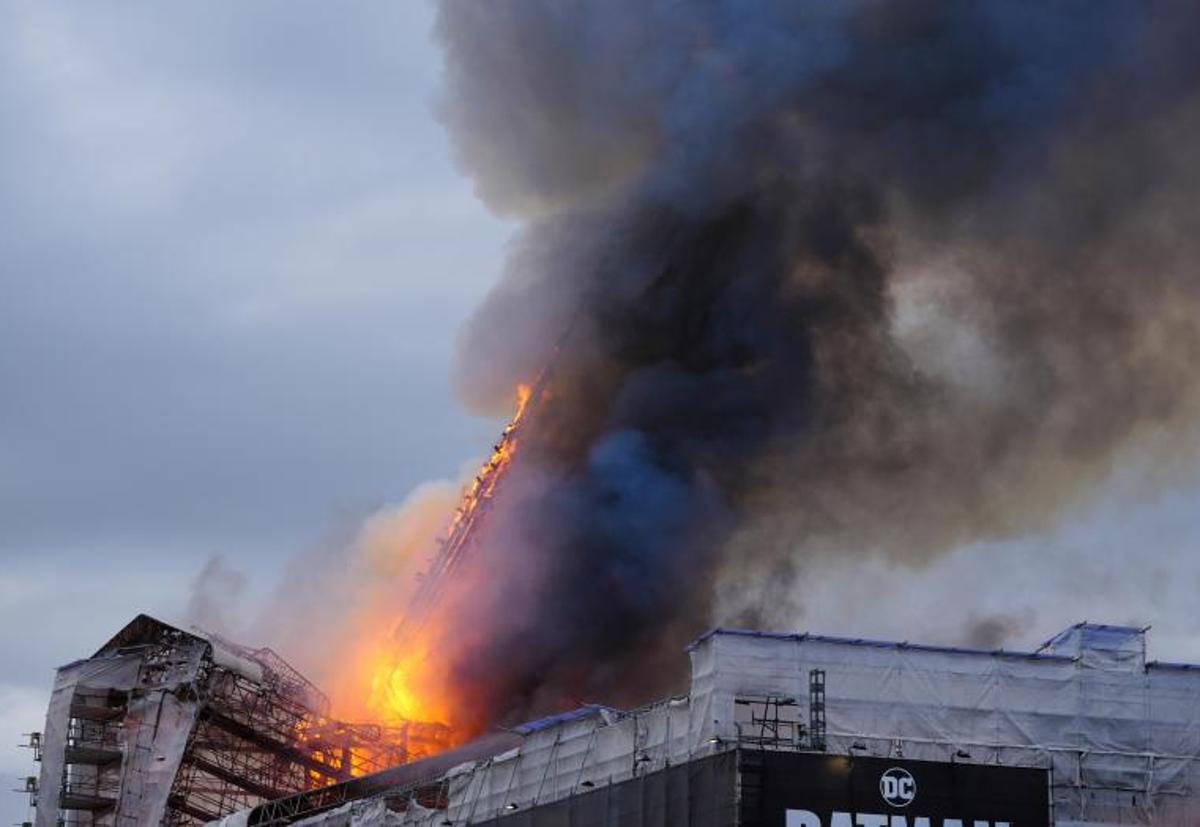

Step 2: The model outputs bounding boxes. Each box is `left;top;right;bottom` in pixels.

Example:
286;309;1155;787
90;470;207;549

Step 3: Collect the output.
688;623;1197;826
234;623;1200;827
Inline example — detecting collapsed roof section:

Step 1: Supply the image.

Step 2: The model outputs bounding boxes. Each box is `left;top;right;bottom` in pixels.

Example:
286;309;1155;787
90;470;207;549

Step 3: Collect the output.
34;615;450;827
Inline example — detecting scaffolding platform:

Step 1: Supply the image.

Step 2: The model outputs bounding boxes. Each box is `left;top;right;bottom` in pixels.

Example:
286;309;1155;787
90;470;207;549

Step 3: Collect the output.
33;615;450;827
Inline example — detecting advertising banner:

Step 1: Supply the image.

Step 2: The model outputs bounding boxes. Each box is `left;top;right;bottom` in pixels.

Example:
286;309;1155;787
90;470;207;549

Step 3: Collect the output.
743;752;1049;827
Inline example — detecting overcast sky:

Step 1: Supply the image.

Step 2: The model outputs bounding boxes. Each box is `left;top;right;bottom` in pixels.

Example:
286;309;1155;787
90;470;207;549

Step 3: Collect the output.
0;4;509;820
4;4;1200;825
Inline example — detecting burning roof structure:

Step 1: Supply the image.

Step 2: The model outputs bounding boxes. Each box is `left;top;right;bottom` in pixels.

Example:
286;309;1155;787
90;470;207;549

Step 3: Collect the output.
165;0;1200;777
22;3;1200;825
373;0;1200;744
28;615;450;827
217;622;1200;827
363;374;545;724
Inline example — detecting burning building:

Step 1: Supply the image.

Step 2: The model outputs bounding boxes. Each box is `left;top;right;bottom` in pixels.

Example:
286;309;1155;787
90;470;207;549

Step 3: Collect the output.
23;3;1200;826
206;621;1199;827
351;0;1200;744
27;615;450;827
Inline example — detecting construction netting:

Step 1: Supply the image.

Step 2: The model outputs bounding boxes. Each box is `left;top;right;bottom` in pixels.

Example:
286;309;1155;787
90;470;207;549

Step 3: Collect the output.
36;643;206;827
690;623;1199;826
295;752;738;827
243;624;1200;827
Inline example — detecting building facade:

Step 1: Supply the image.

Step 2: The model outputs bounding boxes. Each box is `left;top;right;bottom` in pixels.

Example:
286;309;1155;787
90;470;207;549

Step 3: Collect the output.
240;623;1200;827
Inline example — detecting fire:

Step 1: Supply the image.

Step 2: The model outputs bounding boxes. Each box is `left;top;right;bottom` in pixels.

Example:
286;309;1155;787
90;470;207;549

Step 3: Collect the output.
327;380;540;750
445;381;532;534
365;632;448;724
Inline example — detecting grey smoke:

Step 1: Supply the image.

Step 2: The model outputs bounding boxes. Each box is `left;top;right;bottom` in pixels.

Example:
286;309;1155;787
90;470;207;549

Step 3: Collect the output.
185;555;248;638
963;612;1034;651
419;1;1200;727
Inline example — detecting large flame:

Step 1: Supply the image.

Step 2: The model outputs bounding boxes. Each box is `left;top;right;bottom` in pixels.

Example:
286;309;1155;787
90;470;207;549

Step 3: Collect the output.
443;381;532;539
326;382;536;746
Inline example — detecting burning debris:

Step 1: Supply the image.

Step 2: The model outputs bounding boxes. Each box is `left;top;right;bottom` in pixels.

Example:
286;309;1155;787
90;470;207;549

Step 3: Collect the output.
20;6;1200;826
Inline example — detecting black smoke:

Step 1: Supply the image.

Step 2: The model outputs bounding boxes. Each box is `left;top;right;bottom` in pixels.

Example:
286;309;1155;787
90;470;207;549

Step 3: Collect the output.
428;1;1200;727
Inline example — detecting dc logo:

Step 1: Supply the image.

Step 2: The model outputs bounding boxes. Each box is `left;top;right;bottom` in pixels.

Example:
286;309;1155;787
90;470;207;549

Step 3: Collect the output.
880;767;916;807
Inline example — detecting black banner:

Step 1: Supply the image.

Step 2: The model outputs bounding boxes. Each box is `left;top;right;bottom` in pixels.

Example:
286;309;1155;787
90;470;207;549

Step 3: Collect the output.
741;752;1049;827
489;750;739;826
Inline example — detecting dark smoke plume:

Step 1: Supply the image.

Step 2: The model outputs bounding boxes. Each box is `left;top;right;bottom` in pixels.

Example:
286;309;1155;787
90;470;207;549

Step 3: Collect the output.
430;1;1200;727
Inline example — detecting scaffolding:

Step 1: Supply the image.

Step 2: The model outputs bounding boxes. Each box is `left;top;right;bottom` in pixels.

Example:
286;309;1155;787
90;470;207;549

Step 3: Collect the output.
807;669;826;752
34;615;451;827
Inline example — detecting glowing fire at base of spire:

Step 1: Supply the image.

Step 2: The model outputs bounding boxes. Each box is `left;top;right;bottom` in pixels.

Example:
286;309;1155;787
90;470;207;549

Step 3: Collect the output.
328;380;541;750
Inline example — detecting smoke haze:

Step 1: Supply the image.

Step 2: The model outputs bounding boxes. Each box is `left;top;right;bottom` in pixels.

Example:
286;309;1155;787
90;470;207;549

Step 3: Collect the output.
423;0;1200;727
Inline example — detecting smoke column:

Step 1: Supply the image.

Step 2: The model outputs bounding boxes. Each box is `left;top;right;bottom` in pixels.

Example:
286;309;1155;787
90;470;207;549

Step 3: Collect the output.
386;1;1200;730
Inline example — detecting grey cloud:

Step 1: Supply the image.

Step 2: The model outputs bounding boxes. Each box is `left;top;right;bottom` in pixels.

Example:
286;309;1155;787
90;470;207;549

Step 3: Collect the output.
0;5;508;820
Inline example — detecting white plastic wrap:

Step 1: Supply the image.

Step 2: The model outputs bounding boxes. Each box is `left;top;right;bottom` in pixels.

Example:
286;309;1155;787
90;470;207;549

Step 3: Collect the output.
689;625;1200;825
35;656;144;827
35;634;207;827
117;689;202;827
234;623;1200;827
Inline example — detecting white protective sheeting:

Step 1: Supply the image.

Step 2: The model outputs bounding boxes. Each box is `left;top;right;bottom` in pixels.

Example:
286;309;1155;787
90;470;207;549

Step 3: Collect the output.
254;623;1200;827
689;624;1199;826
374;699;718;826
295;799;396;827
35;656;144;827
35;661;84;827
117;689;203;827
35;636;208;827
209;643;266;685
209;808;252;827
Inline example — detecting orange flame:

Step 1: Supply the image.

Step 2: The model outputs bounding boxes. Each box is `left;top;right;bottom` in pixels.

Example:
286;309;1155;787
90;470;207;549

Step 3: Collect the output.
328;382;537;744
446;382;532;530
